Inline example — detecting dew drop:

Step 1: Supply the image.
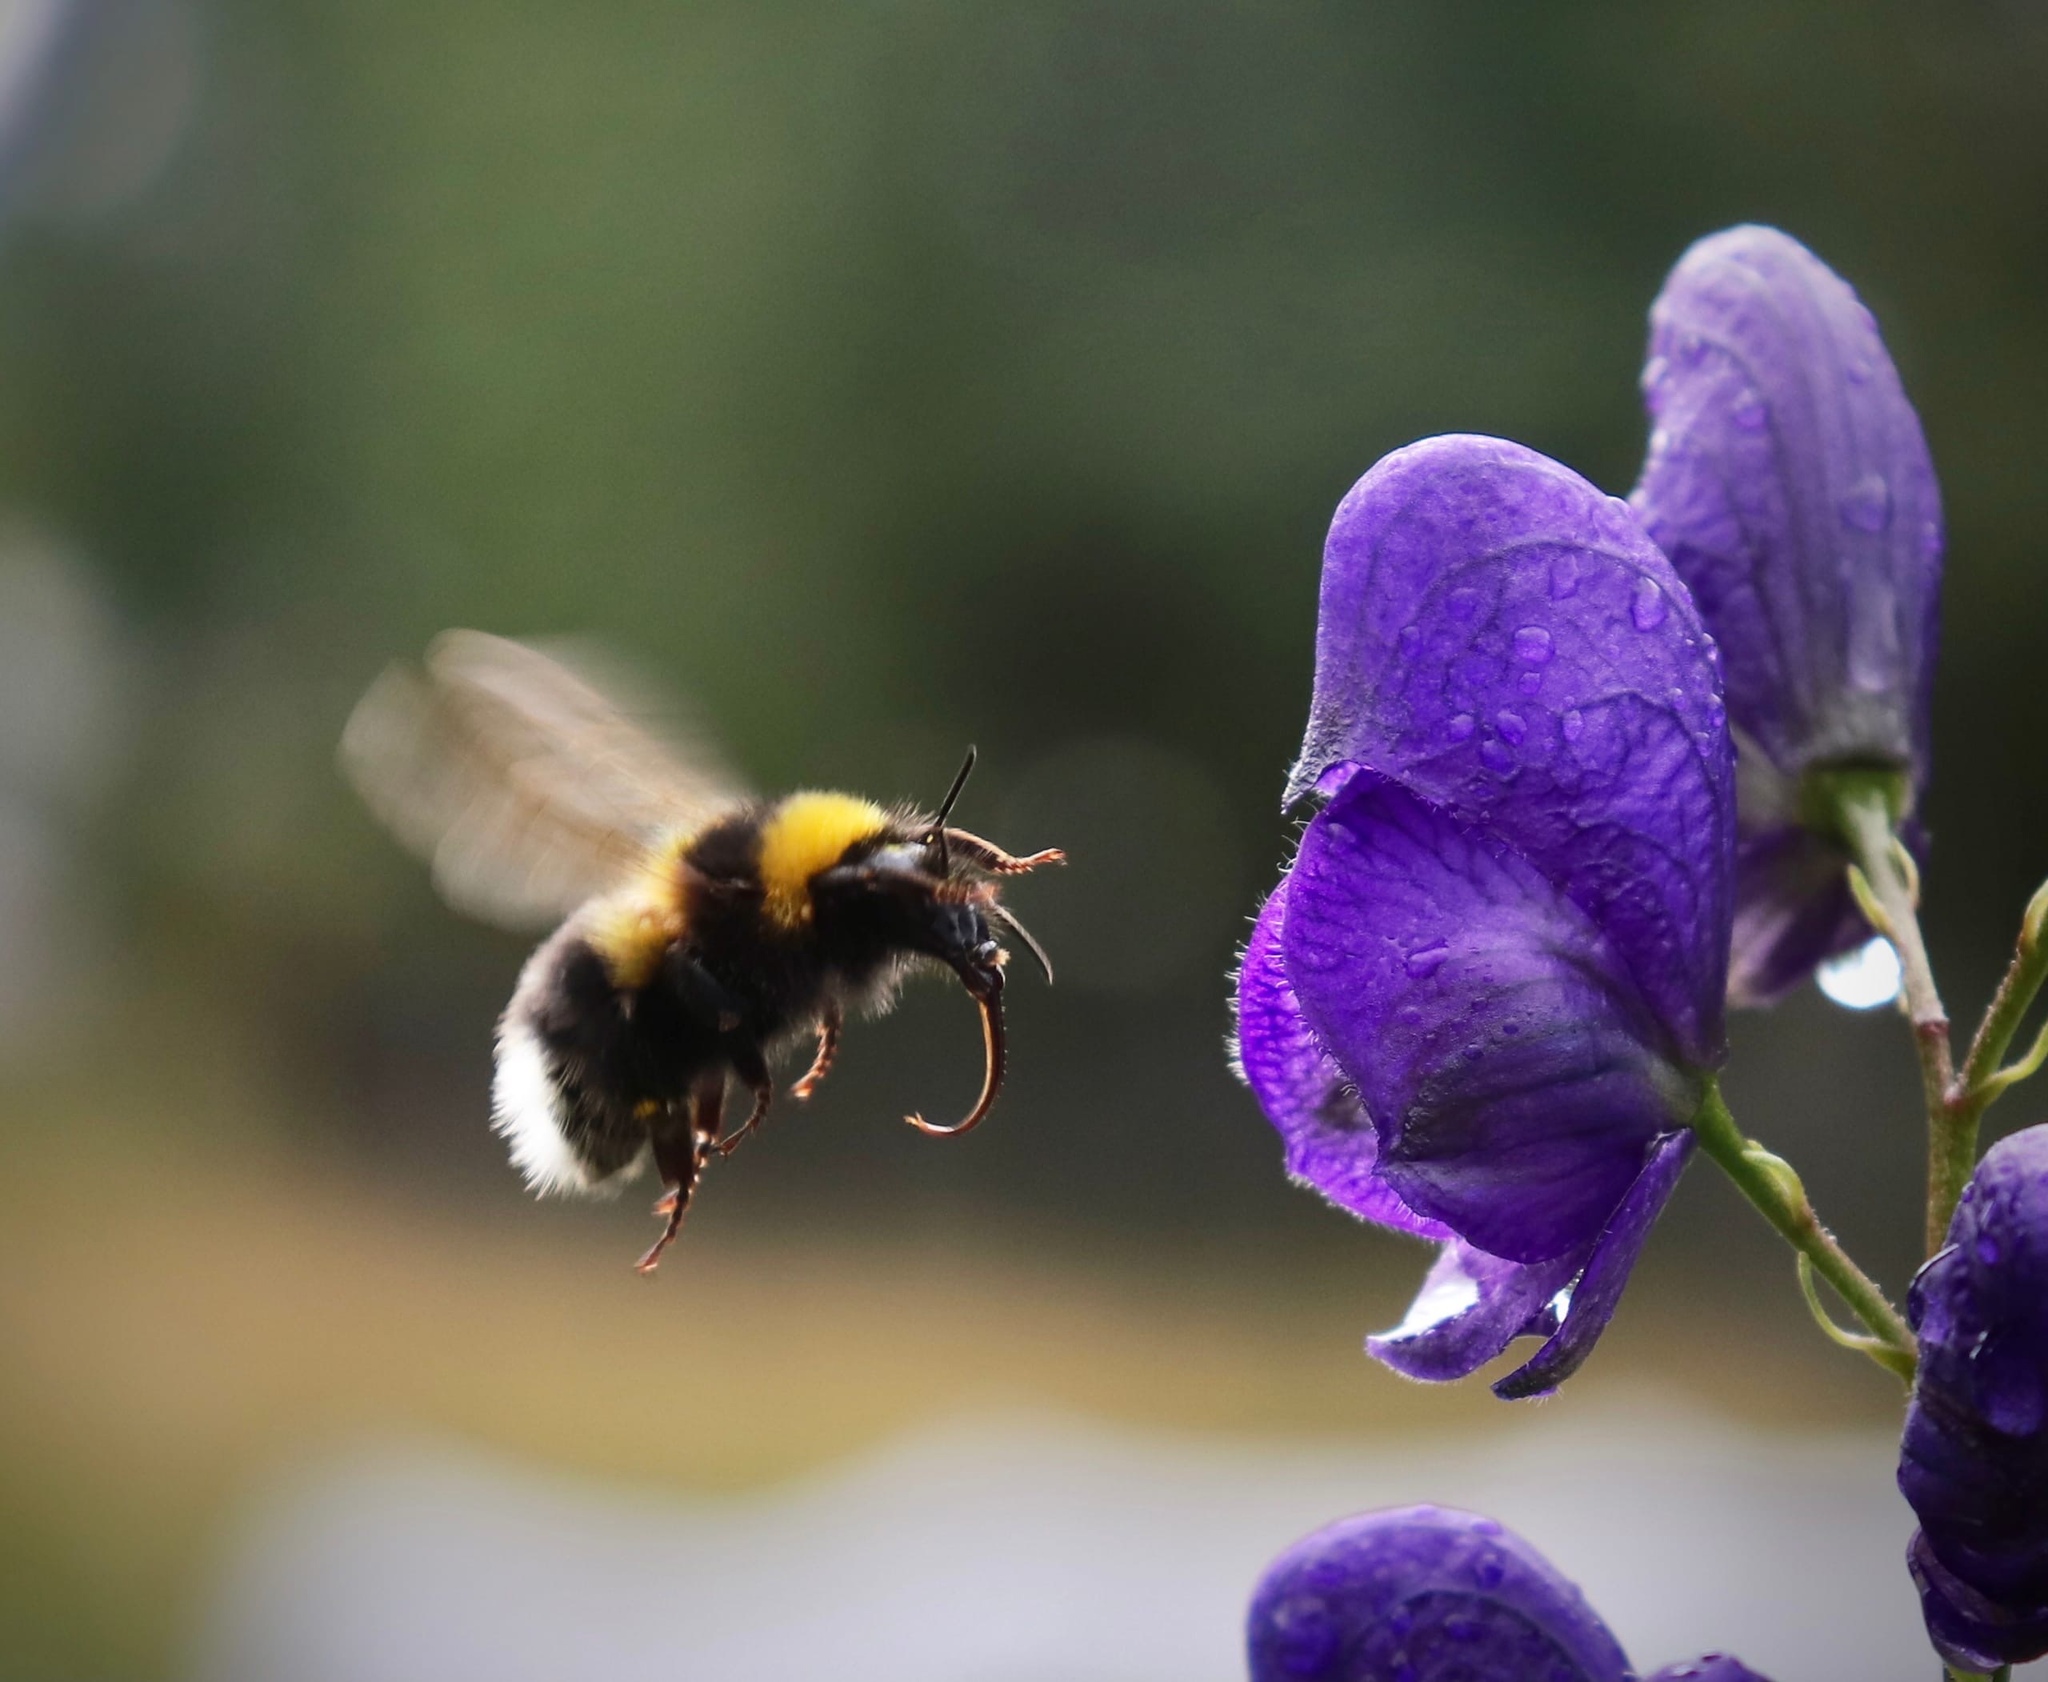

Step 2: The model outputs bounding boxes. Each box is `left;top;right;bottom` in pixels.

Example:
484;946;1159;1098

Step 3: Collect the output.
1405;943;1449;981
1629;576;1667;631
1513;625;1555;665
1840;472;1892;533
1397;1004;1424;1026
1732;394;1768;431
1446;712;1476;743
1447;587;1483;622
1478;739;1515;773
1472;1518;1502;1537
1817;935;1902;1010
1517;669;1543;696
1473;1549;1505;1584
1494;708;1528;745
1548;554;1580;600
1561;708;1585;742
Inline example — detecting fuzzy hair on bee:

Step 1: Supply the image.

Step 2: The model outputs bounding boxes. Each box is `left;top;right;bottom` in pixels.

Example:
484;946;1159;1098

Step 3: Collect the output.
342;631;1062;1272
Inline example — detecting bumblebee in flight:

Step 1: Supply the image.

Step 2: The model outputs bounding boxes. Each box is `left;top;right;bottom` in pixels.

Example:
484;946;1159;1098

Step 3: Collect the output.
341;631;1063;1271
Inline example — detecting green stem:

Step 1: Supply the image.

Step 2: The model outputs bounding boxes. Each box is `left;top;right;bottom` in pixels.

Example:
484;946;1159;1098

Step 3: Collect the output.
1953;878;2048;1131
1691;1079;1917;1383
1825;773;1964;1257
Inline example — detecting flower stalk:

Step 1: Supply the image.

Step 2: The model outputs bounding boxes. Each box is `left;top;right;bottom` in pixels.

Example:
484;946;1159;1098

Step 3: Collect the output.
1689;1078;1916;1382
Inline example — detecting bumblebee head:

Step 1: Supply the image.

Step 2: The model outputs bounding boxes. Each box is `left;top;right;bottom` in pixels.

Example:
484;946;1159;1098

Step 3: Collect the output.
810;837;1007;1000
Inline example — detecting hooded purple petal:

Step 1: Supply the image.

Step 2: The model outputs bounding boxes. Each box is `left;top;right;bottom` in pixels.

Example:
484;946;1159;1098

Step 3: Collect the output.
1236;878;1452;1240
1289;433;1734;1065
1247;1505;1634;1682
1366;1239;1581;1384
1490;1129;1694;1400
1284;769;1696;1263
1633;226;1942;1005
1898;1124;2048;1671
1634;224;1941;783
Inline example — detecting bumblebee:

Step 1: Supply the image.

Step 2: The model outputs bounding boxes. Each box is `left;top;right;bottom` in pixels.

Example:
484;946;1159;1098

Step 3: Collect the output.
341;631;1062;1272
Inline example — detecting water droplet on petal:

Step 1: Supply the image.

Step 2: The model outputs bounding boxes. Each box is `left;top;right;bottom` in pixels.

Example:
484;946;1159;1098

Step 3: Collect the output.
1446;712;1476;743
1561;708;1584;741
1548;554;1580;599
1494;709;1527;745
1630;577;1667;631
1405;942;1449;980
1517;669;1543;696
1513;625;1555;665
1397;623;1422;656
1447;587;1483;622
1840;473;1892;533
1732;394;1768;431
1478;739;1515;773
1817;935;1902;1010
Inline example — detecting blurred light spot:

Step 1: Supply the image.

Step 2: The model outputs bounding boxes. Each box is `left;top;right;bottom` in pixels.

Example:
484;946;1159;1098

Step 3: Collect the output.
19;0;198;218
0;0;69;170
1816;936;1902;1011
996;736;1235;995
0;525;125;1045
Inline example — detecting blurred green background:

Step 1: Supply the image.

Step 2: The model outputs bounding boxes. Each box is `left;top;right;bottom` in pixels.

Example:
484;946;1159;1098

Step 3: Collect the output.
2;1;2046;1675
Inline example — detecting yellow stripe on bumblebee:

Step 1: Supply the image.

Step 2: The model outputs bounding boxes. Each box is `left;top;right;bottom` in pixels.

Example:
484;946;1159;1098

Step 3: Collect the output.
757;791;891;926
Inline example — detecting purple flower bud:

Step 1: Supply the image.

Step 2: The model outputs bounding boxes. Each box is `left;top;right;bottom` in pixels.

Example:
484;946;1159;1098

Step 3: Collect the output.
1631;225;1942;1005
1898;1125;2048;1672
1236;435;1733;1397
1247;1506;1634;1682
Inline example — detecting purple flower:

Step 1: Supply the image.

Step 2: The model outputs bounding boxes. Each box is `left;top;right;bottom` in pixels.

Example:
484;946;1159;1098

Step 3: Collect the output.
1236;434;1733;1399
1247;1506;1773;1682
1898;1124;2048;1673
1630;225;1943;1006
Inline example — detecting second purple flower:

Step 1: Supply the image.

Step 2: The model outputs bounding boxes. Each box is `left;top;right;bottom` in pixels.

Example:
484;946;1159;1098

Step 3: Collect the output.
1237;433;1735;1399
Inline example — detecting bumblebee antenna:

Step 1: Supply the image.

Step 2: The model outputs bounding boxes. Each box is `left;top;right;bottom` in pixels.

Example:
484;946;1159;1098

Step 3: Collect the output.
928;744;977;874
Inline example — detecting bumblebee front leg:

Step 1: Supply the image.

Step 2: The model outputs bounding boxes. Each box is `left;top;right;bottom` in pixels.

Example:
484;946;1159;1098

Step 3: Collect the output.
941;829;1065;875
790;1001;843;1102
713;1042;774;1159
637;1082;721;1275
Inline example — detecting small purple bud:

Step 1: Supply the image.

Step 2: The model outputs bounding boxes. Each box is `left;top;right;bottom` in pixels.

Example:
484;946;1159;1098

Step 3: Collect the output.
1246;1507;1634;1682
1898;1125;2048;1672
1630;225;1942;1006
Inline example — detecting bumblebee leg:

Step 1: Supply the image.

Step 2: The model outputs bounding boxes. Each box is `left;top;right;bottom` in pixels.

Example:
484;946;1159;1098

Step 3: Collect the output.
790;1002;843;1101
714;1044;774;1159
638;1086;721;1274
940;829;1065;875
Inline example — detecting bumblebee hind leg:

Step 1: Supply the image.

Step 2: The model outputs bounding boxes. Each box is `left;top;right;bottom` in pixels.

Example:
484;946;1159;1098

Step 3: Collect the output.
637;1080;723;1275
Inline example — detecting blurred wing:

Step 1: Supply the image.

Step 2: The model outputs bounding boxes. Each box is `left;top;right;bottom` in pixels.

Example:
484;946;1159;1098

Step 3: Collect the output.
340;629;751;929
